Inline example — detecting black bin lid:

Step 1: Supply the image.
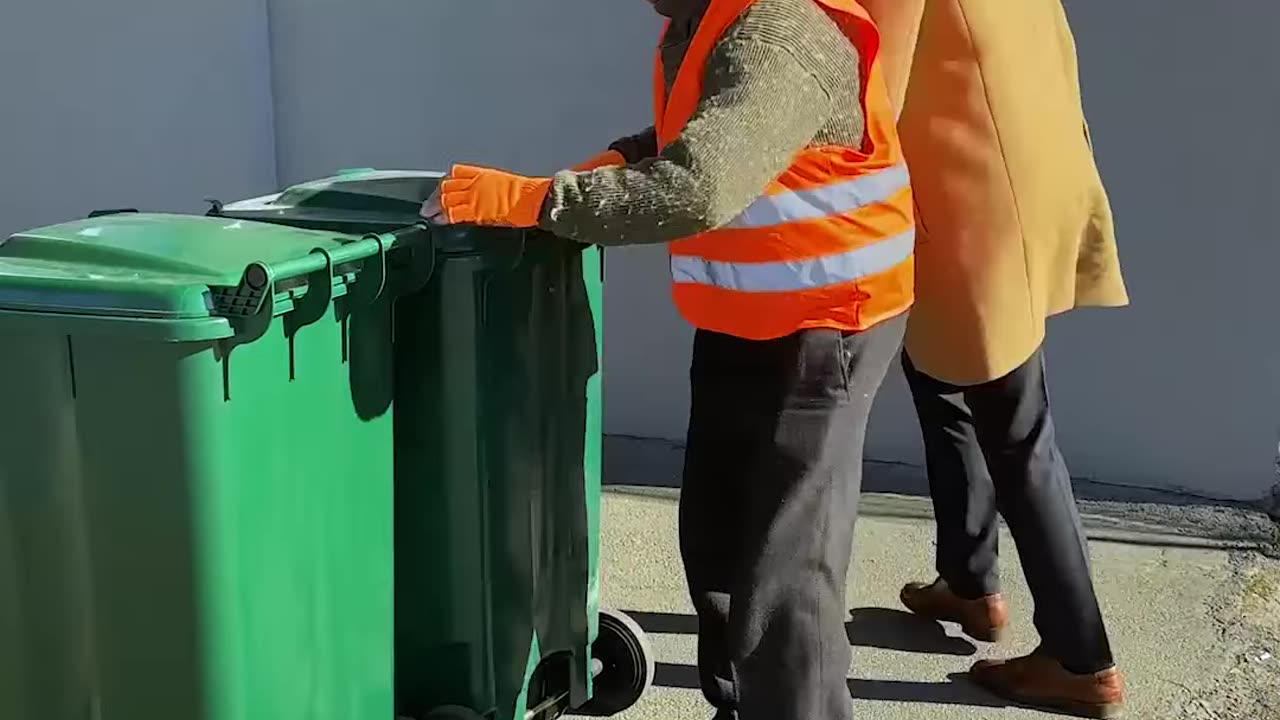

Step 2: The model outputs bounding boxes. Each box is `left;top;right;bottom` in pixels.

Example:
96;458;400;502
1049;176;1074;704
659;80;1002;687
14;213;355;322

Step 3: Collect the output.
218;169;442;235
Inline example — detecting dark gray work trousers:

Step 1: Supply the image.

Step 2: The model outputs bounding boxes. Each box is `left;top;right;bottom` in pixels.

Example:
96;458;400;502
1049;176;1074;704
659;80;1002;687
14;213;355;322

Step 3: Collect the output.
902;347;1115;675
679;315;906;720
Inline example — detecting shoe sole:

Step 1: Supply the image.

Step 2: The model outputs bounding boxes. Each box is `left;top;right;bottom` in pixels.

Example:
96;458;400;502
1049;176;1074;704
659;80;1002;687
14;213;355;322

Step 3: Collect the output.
971;675;1124;719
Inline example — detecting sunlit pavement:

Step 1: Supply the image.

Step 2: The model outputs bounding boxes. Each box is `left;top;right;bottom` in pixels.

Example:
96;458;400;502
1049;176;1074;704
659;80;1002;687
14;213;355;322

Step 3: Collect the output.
592;487;1280;720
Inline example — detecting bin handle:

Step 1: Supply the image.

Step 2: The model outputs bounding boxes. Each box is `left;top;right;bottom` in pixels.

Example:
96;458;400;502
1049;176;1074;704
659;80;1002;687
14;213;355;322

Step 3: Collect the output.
346;231;389;308
386;222;436;297
284;248;336;336
211;223;432;343
346;222;435;306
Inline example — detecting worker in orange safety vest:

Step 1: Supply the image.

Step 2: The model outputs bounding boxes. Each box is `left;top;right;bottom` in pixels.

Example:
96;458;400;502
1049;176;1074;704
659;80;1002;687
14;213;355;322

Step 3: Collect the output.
423;0;912;717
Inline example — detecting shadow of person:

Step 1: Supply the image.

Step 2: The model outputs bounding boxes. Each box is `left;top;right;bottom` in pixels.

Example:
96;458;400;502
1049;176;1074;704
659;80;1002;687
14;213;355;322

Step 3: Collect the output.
656;663;1013;712
654;662;701;690
622;610;700;635
849;672;1007;708
846;607;978;656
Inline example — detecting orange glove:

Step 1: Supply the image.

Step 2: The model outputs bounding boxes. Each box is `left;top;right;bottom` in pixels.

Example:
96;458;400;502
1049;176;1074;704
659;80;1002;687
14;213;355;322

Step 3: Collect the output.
437;164;552;228
571;149;626;172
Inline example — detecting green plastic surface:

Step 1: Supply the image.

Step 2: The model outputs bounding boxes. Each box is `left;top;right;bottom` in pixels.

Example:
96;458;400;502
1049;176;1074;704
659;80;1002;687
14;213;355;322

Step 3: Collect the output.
0;213;415;341
0;169;603;720
0;212;423;720
392;233;603;720
224;170;605;720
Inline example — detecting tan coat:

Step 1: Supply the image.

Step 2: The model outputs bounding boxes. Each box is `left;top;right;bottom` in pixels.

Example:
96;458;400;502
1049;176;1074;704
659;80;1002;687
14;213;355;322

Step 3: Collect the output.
861;0;1129;385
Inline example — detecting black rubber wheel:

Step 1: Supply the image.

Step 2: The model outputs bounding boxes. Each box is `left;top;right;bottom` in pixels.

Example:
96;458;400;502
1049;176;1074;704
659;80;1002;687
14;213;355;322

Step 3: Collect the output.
576;609;655;716
420;706;484;720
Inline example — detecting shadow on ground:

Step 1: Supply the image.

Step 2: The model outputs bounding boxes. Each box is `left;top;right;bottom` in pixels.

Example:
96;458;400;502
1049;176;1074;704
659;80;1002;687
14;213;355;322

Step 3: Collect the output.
651;664;999;709
845;607;977;656
626;608;973;658
629;608;1003;709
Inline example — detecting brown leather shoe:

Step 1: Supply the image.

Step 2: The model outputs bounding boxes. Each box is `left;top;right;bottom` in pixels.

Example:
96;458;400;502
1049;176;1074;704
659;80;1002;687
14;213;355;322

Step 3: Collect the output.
970;651;1125;719
900;578;1008;642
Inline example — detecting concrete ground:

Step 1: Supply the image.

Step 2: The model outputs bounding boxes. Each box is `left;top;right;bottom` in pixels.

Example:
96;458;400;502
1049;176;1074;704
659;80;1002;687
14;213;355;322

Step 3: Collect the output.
593;487;1280;720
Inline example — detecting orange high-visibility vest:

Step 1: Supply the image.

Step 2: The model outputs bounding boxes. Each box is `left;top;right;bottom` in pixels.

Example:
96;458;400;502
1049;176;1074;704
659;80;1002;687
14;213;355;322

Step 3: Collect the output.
656;0;915;340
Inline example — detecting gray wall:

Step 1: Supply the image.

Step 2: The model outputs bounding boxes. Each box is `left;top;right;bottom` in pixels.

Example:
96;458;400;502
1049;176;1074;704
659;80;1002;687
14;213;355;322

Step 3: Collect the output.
865;1;1280;502
266;0;660;183
0;0;278;238
3;1;1275;501
601;1;1280;503
1057;1;1280;499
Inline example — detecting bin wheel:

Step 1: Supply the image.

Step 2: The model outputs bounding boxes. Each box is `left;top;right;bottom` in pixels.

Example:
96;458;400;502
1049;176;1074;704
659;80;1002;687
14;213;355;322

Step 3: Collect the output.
576;609;654;716
421;706;484;720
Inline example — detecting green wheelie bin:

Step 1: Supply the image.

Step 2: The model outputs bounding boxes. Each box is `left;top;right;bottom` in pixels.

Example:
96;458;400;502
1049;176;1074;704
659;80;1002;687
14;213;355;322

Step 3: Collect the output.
0;211;432;720
214;169;653;720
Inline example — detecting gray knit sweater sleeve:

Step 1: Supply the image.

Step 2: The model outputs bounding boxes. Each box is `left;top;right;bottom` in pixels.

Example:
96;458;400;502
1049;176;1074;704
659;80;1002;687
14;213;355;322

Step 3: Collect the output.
537;12;837;246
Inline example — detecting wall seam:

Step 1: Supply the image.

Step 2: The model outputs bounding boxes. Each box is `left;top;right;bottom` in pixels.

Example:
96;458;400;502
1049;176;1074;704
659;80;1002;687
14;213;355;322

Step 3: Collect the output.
261;0;283;188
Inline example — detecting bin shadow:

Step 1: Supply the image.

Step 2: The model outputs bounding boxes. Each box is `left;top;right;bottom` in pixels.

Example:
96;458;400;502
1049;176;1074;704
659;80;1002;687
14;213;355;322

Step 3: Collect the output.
340;295;396;422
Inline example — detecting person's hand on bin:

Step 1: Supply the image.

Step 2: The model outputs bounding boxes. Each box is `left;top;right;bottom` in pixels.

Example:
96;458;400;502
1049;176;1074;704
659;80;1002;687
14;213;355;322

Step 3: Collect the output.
420;150;624;227
420;164;551;228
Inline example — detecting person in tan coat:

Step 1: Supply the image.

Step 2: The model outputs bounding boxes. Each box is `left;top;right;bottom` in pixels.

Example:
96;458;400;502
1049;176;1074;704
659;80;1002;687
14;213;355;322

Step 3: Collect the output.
860;0;1129;717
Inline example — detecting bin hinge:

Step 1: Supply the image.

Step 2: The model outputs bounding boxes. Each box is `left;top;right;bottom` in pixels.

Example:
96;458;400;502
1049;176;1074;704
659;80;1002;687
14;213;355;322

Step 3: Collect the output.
211;262;272;318
211;261;277;345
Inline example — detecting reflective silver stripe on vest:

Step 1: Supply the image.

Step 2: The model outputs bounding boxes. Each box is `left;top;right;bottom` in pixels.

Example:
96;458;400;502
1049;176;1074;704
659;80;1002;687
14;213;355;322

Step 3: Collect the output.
725;163;910;229
671;228;914;293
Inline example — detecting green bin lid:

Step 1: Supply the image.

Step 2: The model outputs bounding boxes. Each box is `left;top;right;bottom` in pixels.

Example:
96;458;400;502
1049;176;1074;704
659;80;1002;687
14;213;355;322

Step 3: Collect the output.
0;213;390;341
218;169;441;235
